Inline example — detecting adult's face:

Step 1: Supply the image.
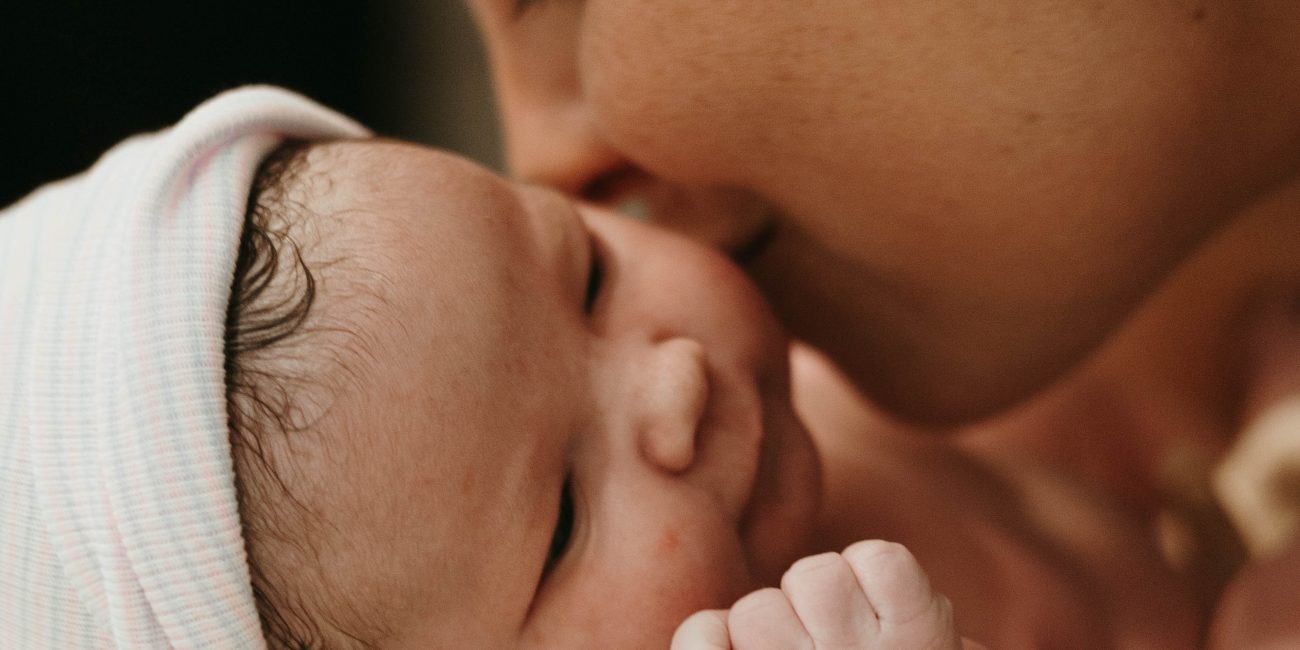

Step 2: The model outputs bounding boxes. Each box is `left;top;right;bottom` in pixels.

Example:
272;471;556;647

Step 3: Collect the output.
467;0;1289;423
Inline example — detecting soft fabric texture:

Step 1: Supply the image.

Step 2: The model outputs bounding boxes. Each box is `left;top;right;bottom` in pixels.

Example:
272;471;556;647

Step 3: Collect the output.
0;86;368;649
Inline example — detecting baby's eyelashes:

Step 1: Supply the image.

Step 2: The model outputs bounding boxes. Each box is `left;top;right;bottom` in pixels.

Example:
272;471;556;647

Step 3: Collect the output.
544;477;576;578
583;234;605;315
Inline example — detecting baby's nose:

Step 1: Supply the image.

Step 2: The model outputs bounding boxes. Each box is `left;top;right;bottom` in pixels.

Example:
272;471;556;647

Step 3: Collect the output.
636;337;709;474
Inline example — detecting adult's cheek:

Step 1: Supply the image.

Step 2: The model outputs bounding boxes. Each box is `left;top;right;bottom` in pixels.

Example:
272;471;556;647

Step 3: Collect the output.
576;1;800;187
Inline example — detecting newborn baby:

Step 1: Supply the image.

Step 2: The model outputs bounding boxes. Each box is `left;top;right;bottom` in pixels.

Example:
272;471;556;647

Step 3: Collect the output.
227;133;971;648
2;87;1200;649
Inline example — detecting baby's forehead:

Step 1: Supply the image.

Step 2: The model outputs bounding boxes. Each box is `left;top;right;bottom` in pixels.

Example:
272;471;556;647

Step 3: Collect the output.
307;138;503;195
294;140;527;256
271;139;583;467
259;138;586;453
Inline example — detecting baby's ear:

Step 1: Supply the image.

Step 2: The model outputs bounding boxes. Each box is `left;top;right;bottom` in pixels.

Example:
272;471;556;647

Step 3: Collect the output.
1215;289;1300;559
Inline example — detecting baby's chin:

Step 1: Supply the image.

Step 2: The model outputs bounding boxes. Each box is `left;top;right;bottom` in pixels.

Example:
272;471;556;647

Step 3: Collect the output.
740;391;823;585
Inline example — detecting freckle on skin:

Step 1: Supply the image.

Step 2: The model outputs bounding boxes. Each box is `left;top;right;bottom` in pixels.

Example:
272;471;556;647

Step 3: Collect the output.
1023;111;1043;126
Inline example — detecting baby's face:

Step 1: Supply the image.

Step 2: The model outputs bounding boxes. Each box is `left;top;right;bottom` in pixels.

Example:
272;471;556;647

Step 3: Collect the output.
248;140;821;647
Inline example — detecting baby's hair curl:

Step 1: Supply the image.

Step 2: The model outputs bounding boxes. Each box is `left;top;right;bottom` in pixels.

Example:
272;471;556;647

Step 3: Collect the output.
224;140;374;650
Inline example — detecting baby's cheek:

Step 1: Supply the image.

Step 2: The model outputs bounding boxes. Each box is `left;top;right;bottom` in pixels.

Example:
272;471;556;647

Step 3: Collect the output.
654;527;682;558
604;521;753;605
526;521;755;647
654;515;760;592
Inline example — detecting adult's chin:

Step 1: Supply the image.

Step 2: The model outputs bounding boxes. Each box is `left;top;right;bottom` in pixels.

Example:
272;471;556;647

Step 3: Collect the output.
741;221;1122;426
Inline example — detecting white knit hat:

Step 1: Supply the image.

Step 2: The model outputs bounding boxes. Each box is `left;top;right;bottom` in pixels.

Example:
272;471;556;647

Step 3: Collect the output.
0;86;368;648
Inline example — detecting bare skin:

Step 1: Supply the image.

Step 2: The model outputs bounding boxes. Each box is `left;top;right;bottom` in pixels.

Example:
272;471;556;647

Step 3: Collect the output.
463;1;1300;641
764;190;1300;644
791;349;1200;649
770;191;1300;644
465;0;1300;424
238;140;1205;648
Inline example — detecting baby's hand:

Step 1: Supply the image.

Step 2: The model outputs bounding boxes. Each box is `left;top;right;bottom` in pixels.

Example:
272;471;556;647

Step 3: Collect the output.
672;540;976;649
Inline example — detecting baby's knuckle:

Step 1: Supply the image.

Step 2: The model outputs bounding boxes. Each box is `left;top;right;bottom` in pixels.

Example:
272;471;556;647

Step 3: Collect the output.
730;587;790;621
671;610;730;650
843;539;917;570
782;552;848;588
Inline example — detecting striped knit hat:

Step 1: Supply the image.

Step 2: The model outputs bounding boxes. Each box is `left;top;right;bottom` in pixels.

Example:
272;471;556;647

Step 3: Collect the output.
0;86;368;648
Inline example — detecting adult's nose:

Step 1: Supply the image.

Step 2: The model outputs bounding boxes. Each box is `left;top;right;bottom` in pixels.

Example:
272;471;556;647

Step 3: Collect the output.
489;38;773;251
472;1;646;205
495;67;631;199
634;337;710;474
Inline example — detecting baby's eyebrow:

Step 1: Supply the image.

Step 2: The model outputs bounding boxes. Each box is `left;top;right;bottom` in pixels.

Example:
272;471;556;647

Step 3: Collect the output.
515;185;590;296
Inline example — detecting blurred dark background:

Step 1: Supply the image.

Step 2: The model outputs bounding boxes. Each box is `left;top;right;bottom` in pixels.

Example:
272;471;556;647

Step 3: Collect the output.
0;1;503;208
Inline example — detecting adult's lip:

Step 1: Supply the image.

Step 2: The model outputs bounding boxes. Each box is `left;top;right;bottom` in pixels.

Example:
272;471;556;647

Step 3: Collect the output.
582;169;778;258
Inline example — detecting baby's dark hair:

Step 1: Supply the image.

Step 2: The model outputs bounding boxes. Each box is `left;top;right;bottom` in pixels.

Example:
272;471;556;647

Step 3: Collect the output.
223;141;374;650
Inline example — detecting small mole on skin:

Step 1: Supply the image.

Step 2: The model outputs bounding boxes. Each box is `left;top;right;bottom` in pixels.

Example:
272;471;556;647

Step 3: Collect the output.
1022;111;1043;126
656;528;681;556
1192;6;1206;21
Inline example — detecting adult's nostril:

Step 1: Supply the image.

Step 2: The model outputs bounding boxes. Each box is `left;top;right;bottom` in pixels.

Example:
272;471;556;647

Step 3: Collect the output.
579;163;647;204
580;165;656;220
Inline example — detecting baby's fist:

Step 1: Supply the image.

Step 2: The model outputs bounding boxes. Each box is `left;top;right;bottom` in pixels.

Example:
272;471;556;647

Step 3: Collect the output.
673;541;969;649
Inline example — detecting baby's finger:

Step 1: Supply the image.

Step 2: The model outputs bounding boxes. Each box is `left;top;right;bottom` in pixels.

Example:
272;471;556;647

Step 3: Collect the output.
843;540;961;650
672;610;732;650
842;540;939;624
780;551;877;645
727;587;814;650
